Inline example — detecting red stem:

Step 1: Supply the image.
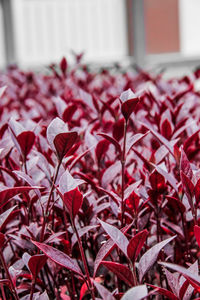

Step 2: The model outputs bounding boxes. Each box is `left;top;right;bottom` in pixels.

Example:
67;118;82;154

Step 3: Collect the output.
121;120;128;227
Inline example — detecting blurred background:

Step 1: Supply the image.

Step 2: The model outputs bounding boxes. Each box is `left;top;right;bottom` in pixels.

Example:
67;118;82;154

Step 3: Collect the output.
0;0;200;73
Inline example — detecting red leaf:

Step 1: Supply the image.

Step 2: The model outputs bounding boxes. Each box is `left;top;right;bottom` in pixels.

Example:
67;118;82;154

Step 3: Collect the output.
93;281;115;300
159;262;200;288
195;178;200;206
17;131;35;158
0;186;42;205
60;57;67;76
54;131;78;161
95;139;110;164
63;187;83;220
98;219;128;256
160;119;173;140
194;225;200;248
97;133;121;155
28;254;47;278
127;230;148;262
113;118;124;141
120;89;140;120
121;285;148;300
93;224;132;277
180;149;193;179
102;261;134;286
149;170;166;192
147;284;179;300
180;171;195;214
138;235;176;282
31;241;83;276
0;205;17;230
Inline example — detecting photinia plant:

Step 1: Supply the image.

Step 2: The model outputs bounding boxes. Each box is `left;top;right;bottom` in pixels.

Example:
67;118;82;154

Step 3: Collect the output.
0;58;200;299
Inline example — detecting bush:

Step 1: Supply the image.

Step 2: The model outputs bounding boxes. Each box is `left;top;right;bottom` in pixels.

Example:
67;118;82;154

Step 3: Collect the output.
0;58;200;299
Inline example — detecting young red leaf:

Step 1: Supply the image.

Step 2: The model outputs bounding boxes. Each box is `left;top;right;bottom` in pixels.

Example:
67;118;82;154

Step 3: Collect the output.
63;187;83;220
138;235;176;282
60;57;68;76
194;225;200;248
98;219;129;256
127;229;148;262
121;285;148;300
160;118;173;140
54;131;78;161
46;117;69;152
119;89;140;120
28;254;48;278
102;261;134;286
17;131;35;158
31;241;83;277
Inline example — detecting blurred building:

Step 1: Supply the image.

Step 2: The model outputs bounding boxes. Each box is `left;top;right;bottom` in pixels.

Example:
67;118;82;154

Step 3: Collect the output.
0;0;200;69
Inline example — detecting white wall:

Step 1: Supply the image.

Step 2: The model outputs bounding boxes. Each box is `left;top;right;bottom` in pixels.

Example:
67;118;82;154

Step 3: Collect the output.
11;0;128;67
179;0;200;56
0;4;5;69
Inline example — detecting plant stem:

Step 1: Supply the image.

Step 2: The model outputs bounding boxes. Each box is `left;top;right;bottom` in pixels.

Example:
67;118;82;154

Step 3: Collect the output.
72;220;95;300
30;278;36;300
0;251;19;300
40;160;61;242
121;120;128;228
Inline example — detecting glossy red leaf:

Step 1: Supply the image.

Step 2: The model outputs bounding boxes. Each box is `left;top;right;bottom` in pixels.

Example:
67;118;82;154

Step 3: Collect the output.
127;229;148;262
102;261;134;286
98;219;128;256
160;118;173;140
31;241;83;276
121;285;148;300
28;254;48;278
138;235;176;282
17;131;35;158
63;187;83;220
0;186;42;205
54;131;78;161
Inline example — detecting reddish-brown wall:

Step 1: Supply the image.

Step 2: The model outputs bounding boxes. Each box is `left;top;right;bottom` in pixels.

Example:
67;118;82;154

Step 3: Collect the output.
144;0;180;54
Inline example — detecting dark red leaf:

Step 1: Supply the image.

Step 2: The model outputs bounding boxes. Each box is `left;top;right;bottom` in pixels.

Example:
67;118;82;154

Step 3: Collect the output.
180;149;193;179
0;205;17;230
194;225;200;248
120;89;140;120
160;119;173;140
17;131;35;158
149;170;166;192
0;233;5;248
102;261;134;286
60;57;68;76
127;229;148;262
63;187;83;220
31;241;83;277
195;178;200;206
54;131;78;161
180;171;195;214
28;254;48;278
